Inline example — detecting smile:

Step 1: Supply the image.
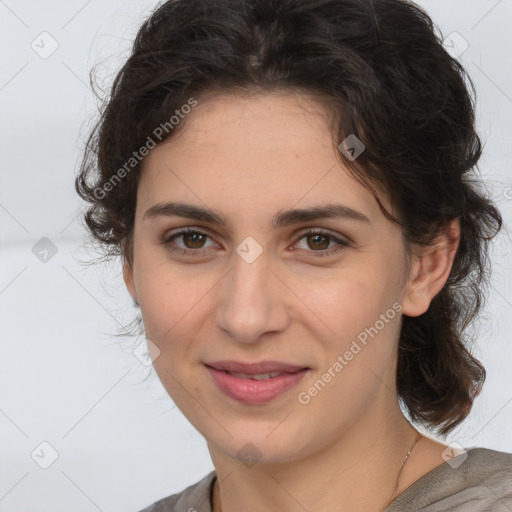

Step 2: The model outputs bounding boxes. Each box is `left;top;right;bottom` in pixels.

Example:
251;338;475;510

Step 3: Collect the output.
224;371;283;380
204;362;310;404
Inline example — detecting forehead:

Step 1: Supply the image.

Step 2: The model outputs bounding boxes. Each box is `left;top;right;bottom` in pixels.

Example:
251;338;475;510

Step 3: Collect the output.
157;90;336;165
138;91;390;223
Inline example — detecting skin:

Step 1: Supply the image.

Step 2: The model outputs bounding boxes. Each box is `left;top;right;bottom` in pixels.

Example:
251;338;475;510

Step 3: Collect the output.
123;90;461;512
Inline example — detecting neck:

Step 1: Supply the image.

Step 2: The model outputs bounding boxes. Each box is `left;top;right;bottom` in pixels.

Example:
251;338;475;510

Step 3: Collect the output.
209;401;423;512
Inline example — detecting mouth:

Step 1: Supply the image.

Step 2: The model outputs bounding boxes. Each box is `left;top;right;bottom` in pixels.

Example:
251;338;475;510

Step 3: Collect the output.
205;360;309;374
216;370;291;381
204;360;310;404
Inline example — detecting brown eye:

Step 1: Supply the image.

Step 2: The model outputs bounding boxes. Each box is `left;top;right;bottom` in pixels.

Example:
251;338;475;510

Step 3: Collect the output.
306;233;330;251
294;229;350;258
162;228;217;255
182;231;207;249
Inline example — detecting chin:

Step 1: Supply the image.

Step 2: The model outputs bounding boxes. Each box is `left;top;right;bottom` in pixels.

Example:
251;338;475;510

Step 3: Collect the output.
207;424;314;467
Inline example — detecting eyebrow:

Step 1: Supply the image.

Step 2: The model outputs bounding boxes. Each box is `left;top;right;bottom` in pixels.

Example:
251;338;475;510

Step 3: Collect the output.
143;201;371;229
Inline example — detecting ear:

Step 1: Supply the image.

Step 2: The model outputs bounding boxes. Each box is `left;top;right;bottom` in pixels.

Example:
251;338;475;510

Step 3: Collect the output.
123;260;138;303
401;218;460;317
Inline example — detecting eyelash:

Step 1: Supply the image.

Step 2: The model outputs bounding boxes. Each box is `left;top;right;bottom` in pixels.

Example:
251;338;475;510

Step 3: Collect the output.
161;228;350;258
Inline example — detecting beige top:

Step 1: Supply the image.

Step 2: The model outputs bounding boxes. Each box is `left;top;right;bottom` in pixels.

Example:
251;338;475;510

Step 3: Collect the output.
137;447;512;511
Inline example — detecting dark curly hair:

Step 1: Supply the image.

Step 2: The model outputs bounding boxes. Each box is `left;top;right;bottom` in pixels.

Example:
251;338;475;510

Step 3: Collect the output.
76;0;503;436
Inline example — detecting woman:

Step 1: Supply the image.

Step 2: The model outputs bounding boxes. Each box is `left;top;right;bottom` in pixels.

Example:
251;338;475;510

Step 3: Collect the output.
76;0;512;510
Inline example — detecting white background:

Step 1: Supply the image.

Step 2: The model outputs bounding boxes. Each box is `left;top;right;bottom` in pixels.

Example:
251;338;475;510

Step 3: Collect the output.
1;1;511;510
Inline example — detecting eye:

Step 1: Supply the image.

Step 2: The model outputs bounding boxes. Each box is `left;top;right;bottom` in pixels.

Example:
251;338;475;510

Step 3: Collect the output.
161;228;350;258
293;229;350;258
161;228;217;255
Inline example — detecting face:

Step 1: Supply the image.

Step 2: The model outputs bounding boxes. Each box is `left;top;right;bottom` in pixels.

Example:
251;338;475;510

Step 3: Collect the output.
124;90;417;465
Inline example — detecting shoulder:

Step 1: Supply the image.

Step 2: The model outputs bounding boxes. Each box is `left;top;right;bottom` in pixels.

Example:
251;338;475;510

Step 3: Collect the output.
457;448;512;492
462;448;512;503
137;471;217;512
479;446;512;466
386;447;512;511
466;446;512;472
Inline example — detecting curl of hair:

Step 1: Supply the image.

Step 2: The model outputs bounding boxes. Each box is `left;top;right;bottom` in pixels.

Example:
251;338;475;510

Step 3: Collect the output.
76;0;502;436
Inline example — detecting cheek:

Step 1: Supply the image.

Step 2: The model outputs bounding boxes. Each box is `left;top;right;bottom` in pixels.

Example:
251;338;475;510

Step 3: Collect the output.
302;270;396;345
134;264;201;347
135;269;210;401
296;279;402;432
299;271;402;392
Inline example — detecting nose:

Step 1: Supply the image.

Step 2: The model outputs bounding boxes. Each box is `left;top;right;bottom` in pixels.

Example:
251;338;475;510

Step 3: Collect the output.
215;248;290;344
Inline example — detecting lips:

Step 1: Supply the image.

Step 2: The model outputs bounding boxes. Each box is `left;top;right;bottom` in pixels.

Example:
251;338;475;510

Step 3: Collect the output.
204;360;308;374
224;371;283;380
204;360;310;404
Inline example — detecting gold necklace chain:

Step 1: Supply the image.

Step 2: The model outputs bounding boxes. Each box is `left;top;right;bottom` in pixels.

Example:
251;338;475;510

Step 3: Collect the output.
382;430;422;510
213;431;422;512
